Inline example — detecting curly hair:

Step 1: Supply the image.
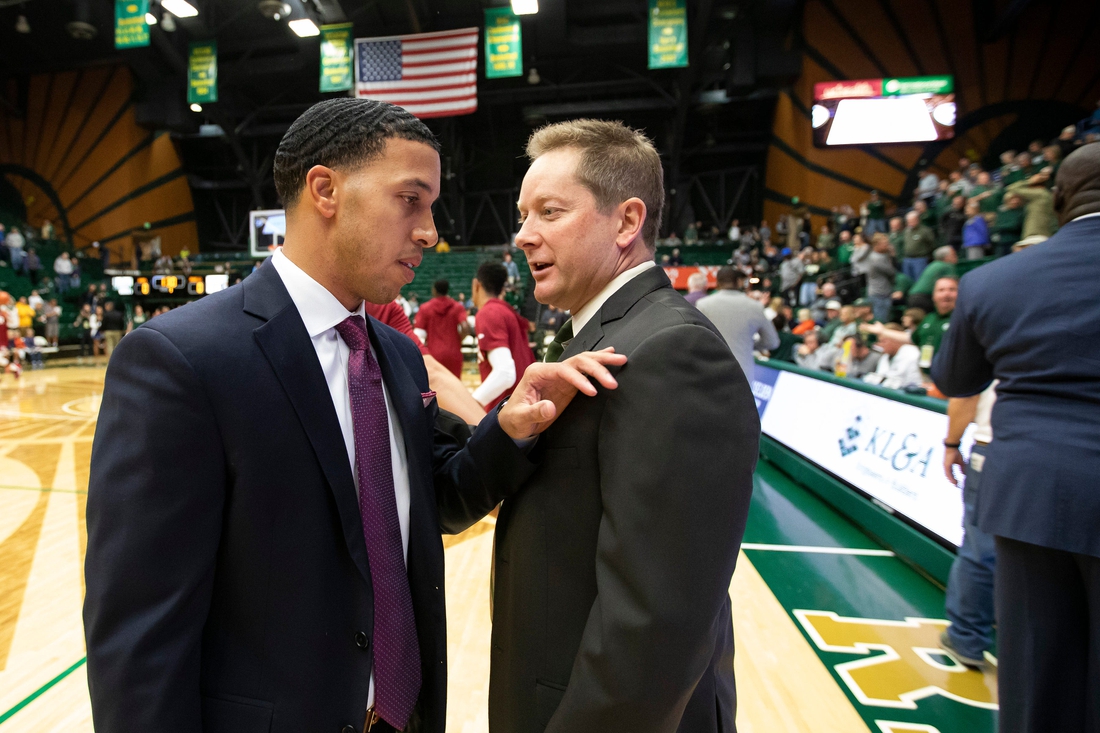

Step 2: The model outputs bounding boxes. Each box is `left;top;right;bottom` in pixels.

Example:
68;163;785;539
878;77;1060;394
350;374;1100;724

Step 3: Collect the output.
273;98;440;207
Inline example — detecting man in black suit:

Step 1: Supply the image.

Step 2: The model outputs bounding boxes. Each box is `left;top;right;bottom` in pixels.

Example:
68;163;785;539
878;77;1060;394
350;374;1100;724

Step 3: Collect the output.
932;142;1100;733
489;120;759;732
83;99;624;733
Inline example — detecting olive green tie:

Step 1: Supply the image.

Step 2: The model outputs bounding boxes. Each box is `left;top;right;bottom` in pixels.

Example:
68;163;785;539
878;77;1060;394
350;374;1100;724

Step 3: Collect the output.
543;318;574;363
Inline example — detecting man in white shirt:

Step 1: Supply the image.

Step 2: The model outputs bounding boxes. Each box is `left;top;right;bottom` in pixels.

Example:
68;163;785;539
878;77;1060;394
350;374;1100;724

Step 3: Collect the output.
84;98;624;733
493;118;758;732
863;324;923;390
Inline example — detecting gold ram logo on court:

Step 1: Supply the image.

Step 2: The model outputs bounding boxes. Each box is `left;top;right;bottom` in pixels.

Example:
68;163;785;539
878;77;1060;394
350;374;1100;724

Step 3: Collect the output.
794;610;998;710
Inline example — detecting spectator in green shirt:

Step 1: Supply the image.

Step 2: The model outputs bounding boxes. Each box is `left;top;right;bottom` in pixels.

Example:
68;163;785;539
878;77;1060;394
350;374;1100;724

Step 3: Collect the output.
907;246;958;313
990;193;1026;255
912;277;957;374
816;226;836;252
901;210;937;281
888;216;905;252
1006;174;1059;239
863;190;887;235
866;276;957;376
968;170;1003;214
835;230;854;266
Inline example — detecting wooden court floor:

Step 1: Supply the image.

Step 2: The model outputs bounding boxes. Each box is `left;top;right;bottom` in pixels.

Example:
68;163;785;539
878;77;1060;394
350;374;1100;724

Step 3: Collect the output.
0;366;992;732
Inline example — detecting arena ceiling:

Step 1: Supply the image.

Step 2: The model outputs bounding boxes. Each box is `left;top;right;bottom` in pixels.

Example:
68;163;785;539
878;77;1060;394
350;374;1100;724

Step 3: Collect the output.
2;0;802;248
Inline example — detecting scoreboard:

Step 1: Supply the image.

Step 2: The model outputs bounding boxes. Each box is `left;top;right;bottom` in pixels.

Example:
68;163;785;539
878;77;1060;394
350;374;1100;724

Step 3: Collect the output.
112;274;230;298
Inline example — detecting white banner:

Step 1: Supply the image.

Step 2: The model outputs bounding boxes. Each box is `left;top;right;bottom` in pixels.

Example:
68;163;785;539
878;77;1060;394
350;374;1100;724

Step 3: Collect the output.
753;364;968;548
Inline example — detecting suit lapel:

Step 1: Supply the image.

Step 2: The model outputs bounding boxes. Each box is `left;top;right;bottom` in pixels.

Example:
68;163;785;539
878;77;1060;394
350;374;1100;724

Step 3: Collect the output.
561;266;672;360
246;266;372;589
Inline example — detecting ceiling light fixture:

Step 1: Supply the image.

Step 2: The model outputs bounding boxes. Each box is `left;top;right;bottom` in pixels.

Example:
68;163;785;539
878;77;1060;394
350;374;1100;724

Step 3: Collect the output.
190;103;203;112
160;0;198;18
160;12;176;31
288;18;320;37
15;14;29;33
511;0;538;15
146;12;157;24
257;0;291;20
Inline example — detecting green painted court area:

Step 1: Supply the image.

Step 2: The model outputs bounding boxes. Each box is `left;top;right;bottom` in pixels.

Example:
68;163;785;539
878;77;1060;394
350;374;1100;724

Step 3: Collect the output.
747;460;999;733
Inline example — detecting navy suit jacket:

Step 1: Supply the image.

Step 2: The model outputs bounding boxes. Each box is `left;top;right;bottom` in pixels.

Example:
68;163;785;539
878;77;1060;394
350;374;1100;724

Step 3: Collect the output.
84;262;534;733
931;215;1100;557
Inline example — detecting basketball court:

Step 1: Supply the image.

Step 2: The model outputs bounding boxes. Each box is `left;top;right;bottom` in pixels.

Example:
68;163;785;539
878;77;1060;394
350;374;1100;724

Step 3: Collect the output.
0;367;997;733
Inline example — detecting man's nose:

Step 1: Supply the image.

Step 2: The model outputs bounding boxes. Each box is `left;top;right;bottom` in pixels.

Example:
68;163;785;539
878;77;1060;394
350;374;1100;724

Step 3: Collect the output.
514;217;538;249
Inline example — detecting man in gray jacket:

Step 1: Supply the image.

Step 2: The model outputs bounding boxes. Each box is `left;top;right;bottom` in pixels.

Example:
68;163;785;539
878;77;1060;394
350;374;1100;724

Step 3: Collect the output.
866;232;898;322
697;266;780;382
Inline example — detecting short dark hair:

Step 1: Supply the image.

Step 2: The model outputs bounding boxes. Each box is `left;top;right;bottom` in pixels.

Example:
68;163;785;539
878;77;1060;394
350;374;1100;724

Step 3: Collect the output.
715;266;743;288
476;262;508;297
273;99;441;207
433;279;450;296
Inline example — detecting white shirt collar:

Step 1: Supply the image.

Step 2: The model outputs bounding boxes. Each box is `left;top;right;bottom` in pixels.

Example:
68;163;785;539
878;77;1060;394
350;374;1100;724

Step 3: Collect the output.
270;249;365;337
1072;212;1100;223
570;260;657;336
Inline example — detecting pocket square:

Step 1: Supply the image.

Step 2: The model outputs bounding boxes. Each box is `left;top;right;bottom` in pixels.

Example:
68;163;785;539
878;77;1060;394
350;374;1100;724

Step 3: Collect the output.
421;390;437;408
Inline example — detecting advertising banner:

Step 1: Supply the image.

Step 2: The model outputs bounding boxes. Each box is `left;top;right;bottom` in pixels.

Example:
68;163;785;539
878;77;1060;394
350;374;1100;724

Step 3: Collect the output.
188;41;218;104
648;0;688;69
320;23;354;92
663;265;720;290
753;364;969;548
485;8;522;79
114;0;149;49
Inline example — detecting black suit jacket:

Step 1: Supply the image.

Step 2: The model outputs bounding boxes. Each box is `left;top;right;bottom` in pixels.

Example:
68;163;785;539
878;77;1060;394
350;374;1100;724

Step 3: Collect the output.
931;215;1100;558
83;262;532;733
486;267;759;733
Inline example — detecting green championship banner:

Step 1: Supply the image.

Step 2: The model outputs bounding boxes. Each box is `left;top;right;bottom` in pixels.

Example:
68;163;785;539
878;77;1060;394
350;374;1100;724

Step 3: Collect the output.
320;23;353;92
114;0;149;49
188;41;218;104
648;0;688;69
484;8;522;79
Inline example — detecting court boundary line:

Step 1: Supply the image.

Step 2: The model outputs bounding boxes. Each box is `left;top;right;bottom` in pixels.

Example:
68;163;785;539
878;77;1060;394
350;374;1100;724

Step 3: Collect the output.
0;657;87;726
0;484;88;495
741;543;895;556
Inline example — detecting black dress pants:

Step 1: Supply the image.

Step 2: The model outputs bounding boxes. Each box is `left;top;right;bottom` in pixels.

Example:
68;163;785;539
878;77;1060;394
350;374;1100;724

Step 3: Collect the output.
996;536;1100;733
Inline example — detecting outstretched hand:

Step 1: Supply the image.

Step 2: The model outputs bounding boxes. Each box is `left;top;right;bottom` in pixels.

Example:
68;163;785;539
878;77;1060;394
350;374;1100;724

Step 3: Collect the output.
497;348;628;440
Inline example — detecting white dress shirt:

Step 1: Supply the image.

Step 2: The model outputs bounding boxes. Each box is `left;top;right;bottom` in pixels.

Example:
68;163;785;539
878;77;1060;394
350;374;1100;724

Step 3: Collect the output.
570;260;657;336
270;249;410;710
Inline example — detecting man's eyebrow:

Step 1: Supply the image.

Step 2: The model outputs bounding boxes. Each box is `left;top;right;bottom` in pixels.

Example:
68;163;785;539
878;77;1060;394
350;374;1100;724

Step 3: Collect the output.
400;178;435;193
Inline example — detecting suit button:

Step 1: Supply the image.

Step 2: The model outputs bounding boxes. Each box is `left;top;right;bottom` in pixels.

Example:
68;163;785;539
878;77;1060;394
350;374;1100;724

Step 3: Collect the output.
342;726;357;733
354;631;369;649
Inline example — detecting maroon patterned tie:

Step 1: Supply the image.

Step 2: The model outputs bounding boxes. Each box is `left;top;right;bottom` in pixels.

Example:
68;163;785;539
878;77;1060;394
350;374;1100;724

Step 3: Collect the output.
334;315;421;729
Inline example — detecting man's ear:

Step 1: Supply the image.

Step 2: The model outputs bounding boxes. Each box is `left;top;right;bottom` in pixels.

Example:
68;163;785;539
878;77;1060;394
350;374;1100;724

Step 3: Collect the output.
305;165;339;219
616;198;647;249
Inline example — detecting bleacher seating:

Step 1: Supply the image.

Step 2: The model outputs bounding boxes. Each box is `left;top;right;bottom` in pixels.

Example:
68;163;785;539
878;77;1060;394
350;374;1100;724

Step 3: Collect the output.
399;249;529;302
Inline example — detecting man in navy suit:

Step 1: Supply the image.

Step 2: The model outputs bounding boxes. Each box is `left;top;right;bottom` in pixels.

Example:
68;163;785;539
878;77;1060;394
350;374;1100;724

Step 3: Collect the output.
83;99;624;733
932;142;1100;733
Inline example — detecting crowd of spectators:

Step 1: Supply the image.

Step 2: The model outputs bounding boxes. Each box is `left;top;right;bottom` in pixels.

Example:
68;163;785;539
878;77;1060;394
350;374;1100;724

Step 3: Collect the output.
664;122;1098;396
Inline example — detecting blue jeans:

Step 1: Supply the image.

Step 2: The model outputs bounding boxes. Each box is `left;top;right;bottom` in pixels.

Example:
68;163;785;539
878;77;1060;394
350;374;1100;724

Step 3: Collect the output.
798;281;818;307
945;442;997;658
869;294;892;323
902;257;928;282
8;247;24;272
864;218;887;236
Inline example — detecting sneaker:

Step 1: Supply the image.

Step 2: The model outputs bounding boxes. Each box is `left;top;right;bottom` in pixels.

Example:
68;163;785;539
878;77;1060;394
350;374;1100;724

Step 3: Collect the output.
939;629;988;669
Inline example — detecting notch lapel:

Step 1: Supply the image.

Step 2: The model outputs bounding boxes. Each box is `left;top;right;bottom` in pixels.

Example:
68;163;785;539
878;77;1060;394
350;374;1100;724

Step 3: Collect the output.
247;268;372;589
560;267;672;361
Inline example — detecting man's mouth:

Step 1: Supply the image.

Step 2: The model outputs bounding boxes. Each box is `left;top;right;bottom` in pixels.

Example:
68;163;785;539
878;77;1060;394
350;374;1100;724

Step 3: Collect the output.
530;262;553;274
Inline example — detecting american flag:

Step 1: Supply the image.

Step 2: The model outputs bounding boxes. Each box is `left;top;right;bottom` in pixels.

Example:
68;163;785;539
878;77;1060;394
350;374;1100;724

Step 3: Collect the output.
355;27;479;119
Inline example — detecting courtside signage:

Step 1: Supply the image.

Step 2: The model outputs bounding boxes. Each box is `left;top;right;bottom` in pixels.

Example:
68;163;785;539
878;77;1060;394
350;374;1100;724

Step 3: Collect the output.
754;364;967;548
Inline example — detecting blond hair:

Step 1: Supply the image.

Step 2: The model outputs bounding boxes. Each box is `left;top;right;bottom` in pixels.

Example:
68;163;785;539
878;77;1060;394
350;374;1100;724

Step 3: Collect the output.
526;119;665;248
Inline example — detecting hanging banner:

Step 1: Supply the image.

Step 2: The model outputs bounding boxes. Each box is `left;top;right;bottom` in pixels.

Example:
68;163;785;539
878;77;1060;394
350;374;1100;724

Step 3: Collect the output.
188;41;218;104
484;8;522;79
320;23;354;92
114;0;149;49
648;0;688;69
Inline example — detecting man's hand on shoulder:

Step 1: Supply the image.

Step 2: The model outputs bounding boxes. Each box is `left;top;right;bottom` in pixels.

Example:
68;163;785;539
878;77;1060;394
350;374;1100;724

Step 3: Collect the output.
497;348;627;440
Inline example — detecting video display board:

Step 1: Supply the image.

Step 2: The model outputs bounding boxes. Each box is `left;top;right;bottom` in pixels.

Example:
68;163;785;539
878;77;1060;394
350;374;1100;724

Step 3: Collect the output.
811;76;955;147
249;209;286;258
752;363;972;548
